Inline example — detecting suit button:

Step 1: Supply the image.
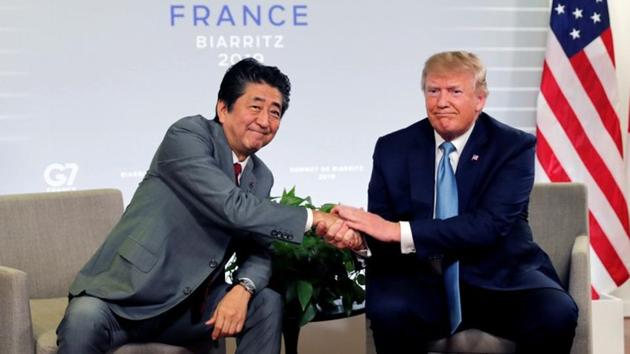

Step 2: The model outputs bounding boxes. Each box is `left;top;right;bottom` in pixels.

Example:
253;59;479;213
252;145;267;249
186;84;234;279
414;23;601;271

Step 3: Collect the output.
183;286;192;295
209;259;218;268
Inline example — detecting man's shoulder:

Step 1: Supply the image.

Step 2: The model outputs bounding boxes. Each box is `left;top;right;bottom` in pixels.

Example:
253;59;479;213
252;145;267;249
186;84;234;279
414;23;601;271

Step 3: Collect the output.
478;112;535;147
169;115;211;131
377;118;430;146
165;115;225;146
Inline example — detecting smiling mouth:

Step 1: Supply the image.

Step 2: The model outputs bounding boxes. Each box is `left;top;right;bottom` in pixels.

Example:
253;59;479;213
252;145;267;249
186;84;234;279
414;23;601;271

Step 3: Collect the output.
249;130;267;135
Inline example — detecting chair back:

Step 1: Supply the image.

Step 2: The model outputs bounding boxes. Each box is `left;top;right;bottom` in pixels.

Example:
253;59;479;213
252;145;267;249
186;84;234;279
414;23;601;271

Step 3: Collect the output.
0;189;123;298
529;183;588;288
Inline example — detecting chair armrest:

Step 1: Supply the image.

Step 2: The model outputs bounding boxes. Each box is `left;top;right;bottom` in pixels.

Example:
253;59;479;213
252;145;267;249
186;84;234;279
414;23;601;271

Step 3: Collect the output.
568;235;592;354
0;266;35;354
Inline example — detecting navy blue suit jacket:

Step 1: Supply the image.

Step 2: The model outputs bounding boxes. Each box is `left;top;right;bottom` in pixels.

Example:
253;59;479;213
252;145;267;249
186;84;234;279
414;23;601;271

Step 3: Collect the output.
365;113;563;315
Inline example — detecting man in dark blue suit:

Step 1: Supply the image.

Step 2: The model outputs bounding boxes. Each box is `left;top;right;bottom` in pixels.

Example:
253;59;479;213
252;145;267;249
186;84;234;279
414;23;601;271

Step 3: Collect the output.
333;51;578;353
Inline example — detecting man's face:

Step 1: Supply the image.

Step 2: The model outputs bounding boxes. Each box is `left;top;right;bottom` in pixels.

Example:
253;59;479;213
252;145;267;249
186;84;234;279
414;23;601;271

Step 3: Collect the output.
218;82;283;160
424;70;486;141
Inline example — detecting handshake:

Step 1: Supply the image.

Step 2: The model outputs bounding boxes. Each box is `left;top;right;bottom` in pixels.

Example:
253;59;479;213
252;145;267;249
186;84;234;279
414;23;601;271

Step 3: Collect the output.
311;206;402;251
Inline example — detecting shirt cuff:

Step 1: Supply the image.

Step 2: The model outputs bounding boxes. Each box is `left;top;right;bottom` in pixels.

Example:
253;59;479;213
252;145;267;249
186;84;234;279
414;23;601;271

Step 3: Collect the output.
353;235;372;258
305;208;313;232
237;277;256;294
400;221;415;254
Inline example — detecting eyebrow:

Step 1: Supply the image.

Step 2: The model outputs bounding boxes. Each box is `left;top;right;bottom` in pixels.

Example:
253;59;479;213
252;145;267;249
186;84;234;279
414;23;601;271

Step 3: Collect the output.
425;85;464;90
252;96;282;110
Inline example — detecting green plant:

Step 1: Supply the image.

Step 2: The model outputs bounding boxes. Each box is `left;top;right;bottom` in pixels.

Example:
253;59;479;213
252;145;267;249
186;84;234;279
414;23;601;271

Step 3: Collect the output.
270;187;365;326
227;187;365;328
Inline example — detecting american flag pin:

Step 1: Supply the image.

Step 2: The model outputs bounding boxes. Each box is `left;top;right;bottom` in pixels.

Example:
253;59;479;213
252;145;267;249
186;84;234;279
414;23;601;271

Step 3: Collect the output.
472;154;479;161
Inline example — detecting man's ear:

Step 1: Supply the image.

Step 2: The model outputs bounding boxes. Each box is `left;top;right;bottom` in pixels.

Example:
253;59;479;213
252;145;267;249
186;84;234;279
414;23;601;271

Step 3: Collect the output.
216;100;227;124
475;92;487;113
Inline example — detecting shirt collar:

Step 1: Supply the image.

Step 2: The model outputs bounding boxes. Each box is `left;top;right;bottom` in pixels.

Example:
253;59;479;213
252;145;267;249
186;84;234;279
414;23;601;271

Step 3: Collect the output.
232;151;250;170
433;121;477;153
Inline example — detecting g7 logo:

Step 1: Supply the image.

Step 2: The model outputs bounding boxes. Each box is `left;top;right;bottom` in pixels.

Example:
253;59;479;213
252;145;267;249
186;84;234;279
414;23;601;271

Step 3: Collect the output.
44;163;79;187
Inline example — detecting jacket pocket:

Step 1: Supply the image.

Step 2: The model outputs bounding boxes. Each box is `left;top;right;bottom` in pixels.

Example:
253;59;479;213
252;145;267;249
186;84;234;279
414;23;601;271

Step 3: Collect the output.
118;237;158;273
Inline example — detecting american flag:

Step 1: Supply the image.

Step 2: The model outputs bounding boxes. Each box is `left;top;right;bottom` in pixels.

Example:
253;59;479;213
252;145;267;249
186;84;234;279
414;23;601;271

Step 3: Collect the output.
535;0;628;297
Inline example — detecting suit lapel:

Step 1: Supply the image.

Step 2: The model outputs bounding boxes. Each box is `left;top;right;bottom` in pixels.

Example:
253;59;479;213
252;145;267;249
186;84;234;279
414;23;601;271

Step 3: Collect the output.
240;160;257;194
409;121;436;218
208;120;239;181
208;120;260;195
456;114;489;211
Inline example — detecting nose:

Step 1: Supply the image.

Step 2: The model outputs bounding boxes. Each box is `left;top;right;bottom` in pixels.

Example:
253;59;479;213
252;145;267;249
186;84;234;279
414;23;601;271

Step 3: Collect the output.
256;110;270;129
436;91;449;108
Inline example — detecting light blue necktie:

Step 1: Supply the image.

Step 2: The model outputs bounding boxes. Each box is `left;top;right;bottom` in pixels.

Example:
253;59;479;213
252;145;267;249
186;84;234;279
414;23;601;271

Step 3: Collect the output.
436;141;461;334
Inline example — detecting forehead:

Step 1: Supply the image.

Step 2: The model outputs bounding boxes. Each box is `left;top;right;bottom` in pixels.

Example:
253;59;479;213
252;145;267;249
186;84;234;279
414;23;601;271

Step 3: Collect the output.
424;70;475;88
240;82;282;105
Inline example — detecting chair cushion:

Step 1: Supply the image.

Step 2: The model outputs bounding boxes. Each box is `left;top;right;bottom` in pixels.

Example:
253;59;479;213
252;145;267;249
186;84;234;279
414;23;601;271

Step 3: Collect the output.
30;297;68;354
29;297;223;354
427;329;516;353
110;342;215;354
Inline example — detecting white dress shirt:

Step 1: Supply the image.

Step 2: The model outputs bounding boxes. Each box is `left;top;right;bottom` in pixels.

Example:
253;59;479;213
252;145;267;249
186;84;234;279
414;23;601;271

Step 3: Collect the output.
399;122;476;254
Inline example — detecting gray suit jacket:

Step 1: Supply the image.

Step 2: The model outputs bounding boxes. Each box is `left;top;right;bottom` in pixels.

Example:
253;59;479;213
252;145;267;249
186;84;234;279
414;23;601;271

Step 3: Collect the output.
69;115;307;320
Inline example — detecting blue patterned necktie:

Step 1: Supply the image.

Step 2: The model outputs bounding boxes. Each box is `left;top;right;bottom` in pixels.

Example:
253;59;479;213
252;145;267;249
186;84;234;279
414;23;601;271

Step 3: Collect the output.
436;141;461;334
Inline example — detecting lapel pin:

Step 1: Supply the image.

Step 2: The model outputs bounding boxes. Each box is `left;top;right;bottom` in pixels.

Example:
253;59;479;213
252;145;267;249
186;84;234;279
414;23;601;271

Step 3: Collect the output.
471;154;479;161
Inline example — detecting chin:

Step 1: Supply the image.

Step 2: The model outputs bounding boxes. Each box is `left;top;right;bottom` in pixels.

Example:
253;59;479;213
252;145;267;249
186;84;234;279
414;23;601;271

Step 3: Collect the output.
247;143;265;153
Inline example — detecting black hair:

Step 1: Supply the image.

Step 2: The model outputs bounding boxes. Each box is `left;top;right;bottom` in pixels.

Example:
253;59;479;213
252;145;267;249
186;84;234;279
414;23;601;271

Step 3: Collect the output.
215;58;291;120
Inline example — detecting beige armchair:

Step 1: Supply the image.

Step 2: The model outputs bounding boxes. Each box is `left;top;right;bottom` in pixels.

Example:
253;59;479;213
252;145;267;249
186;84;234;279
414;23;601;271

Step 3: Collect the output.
366;182;592;354
0;189;225;354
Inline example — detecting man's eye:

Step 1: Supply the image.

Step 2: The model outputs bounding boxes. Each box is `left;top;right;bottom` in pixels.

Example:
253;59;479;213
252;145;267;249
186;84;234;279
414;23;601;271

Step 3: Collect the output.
250;106;262;111
270;111;281;119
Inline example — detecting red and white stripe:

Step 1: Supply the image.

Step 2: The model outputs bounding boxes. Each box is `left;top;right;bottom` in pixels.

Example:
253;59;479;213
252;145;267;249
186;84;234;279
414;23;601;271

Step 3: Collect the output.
535;28;629;297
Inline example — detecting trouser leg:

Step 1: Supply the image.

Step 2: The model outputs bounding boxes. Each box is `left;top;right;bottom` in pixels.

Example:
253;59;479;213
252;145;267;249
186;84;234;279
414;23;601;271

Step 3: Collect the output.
56;296;129;354
367;273;449;354
462;285;578;354
234;288;283;354
155;282;283;354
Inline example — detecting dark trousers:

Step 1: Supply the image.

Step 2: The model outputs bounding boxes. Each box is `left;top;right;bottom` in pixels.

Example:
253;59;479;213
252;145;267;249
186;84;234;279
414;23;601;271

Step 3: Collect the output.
56;283;283;354
368;279;578;354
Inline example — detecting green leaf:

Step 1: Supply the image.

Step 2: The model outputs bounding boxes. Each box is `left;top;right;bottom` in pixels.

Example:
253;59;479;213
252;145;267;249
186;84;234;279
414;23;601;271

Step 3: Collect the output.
296;280;314;311
264;187;366;327
285;282;297;304
344;257;355;273
299;303;317;326
319;203;336;213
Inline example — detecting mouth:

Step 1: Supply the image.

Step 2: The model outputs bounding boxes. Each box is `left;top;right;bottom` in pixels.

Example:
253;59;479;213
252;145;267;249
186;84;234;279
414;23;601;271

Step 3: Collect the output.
248;129;268;136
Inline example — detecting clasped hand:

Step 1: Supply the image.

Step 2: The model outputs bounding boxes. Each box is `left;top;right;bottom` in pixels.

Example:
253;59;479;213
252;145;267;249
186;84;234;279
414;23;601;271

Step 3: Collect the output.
313;206;401;250
313;210;363;250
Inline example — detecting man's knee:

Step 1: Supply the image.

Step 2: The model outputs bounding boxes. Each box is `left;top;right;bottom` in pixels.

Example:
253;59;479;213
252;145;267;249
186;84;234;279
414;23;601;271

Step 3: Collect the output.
537;291;578;335
56;296;118;352
250;288;283;321
368;298;412;330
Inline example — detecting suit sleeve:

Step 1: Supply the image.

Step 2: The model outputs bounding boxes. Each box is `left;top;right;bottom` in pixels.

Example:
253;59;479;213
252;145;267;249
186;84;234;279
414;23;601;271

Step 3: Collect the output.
155;119;307;244
367;138;408;257
410;134;536;259
232;235;273;290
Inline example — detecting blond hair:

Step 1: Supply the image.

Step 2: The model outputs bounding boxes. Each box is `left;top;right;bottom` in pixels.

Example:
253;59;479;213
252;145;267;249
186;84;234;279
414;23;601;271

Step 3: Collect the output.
421;51;489;96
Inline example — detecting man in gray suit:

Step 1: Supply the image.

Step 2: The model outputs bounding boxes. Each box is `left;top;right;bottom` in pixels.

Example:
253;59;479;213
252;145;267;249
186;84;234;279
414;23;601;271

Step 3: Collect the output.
56;58;362;354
